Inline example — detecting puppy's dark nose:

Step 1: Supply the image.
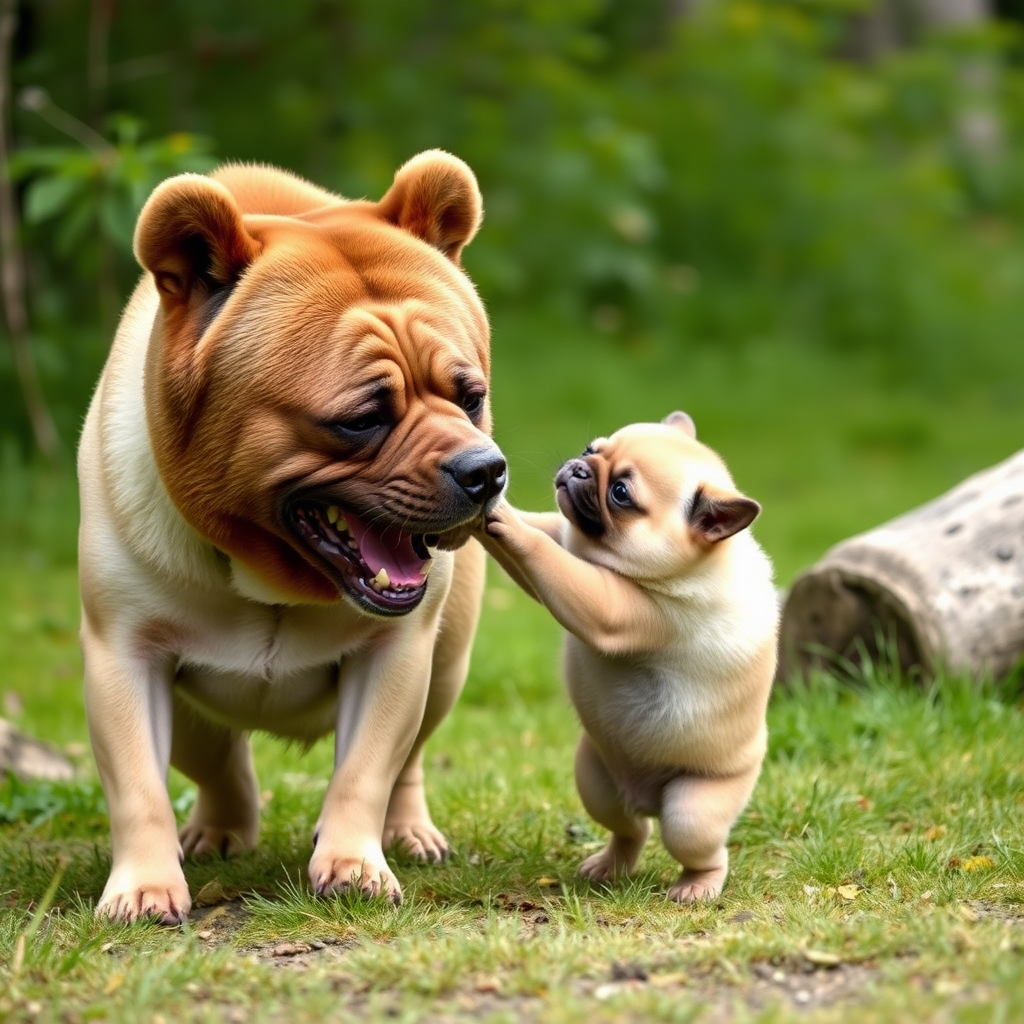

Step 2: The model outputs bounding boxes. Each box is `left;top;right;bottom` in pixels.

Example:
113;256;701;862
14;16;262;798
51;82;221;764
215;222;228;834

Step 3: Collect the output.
556;458;591;488
444;447;507;505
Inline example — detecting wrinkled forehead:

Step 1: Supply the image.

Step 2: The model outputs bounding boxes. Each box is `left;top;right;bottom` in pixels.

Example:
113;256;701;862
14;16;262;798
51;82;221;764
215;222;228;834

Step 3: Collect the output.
216;217;489;383
329;302;488;390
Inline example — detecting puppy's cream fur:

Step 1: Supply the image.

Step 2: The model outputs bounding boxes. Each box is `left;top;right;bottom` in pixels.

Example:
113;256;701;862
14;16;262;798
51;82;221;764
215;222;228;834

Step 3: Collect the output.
478;413;777;901
79;152;504;923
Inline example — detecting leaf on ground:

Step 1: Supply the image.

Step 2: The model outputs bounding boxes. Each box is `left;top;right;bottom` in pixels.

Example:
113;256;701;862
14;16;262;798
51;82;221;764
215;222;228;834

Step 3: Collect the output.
103;973;124;995
535;876;561;888
923;825;947;841
804;948;842;967
194;879;228;906
960;856;995;872
836;884;861;901
649;972;688;988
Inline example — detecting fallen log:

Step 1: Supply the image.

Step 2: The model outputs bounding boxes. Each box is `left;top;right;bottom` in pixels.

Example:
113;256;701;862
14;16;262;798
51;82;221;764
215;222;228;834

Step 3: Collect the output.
0;719;74;781
778;450;1024;684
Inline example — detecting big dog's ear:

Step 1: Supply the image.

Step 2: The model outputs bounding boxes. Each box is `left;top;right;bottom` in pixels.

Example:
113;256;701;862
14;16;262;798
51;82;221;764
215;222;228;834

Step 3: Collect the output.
663;411;697;437
687;486;760;544
134;174;262;306
377;150;483;263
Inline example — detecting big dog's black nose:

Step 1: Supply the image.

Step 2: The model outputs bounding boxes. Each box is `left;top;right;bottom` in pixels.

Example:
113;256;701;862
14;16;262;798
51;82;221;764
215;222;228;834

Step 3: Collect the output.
444;447;507;505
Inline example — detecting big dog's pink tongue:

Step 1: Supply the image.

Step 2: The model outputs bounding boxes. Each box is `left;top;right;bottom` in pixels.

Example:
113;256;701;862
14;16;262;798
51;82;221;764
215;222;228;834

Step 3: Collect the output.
345;512;428;586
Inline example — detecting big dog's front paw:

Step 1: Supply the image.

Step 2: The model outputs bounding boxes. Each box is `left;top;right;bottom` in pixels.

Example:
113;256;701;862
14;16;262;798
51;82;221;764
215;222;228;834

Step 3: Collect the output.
96;861;191;925
309;839;402;904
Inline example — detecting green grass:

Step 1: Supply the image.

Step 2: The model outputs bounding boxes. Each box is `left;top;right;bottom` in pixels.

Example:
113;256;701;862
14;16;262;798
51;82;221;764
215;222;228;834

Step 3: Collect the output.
1;310;1023;1021
1;556;1023;1022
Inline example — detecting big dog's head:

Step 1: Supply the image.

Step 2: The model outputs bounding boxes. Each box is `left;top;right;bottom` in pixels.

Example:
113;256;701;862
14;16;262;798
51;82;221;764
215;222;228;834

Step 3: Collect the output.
134;151;505;614
554;412;761;583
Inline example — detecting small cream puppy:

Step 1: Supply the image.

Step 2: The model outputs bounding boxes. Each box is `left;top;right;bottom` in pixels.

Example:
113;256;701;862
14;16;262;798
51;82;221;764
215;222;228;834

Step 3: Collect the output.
478;412;777;901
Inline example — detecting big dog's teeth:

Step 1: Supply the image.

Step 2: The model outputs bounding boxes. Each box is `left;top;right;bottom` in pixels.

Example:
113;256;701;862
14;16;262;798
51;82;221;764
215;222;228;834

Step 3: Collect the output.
372;568;390;590
327;506;339;525
336;516;348;532
422;560;433;577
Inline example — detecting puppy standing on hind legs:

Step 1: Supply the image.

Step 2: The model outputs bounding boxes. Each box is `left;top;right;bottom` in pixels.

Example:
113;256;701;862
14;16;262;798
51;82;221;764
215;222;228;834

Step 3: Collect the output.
476;412;778;902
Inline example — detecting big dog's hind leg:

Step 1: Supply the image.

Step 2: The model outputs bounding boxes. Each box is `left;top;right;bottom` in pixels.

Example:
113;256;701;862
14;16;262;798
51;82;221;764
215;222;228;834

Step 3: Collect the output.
383;542;486;862
172;693;260;859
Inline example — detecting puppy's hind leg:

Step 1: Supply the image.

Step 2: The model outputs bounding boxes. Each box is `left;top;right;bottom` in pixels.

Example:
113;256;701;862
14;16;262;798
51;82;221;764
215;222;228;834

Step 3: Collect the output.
383;542;485;863
575;733;651;883
172;694;260;859
659;765;760;903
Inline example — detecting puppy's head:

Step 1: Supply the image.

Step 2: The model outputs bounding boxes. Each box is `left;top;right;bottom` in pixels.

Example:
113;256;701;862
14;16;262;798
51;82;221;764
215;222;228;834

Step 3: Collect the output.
554;412;760;582
134;151;506;613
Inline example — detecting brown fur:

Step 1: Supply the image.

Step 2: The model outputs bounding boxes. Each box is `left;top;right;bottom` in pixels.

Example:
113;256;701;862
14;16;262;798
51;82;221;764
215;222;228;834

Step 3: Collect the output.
79;151;503;922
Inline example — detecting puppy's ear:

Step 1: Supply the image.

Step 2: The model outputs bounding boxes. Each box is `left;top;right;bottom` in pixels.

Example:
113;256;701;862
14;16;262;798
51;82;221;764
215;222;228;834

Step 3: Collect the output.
663;411;697;438
377;150;483;263
134;174;261;308
688;486;760;544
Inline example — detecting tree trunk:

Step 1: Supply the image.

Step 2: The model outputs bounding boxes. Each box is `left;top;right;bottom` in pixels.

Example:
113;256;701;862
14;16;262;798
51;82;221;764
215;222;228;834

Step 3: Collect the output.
779;450;1024;685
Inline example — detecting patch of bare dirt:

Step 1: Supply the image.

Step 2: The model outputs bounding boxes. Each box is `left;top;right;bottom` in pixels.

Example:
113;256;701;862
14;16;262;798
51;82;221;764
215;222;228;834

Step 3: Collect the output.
189;897;1024;1020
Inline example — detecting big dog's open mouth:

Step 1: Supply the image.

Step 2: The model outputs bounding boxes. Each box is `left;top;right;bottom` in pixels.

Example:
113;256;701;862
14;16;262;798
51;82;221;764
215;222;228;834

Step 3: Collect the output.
291;503;437;615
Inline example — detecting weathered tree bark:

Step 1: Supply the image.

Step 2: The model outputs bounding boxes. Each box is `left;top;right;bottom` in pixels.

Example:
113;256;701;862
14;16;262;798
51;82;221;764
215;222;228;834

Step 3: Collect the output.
0;719;74;781
779;450;1024;684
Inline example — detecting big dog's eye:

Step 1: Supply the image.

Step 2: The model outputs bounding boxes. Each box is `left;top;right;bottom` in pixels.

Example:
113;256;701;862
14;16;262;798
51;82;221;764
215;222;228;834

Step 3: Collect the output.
334;410;388;437
346;413;384;431
609;479;633;508
461;390;486;421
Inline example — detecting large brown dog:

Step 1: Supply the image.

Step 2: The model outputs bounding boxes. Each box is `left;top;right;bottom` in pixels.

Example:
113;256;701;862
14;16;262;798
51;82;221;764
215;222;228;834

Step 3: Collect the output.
77;151;505;923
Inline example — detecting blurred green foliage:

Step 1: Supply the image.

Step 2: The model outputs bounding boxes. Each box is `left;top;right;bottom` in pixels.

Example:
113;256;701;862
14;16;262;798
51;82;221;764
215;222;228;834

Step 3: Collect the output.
4;0;1024;449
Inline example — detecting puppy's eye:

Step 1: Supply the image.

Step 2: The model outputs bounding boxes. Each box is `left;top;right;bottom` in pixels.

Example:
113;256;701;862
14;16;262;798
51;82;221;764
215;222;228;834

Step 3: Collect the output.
609;479;633;508
582;445;595;456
